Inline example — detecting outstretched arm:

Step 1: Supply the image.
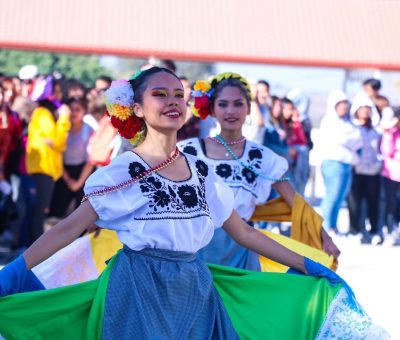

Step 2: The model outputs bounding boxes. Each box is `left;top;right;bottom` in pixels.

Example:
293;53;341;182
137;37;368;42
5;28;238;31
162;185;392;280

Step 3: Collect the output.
23;201;98;269
272;180;341;259
223;210;306;273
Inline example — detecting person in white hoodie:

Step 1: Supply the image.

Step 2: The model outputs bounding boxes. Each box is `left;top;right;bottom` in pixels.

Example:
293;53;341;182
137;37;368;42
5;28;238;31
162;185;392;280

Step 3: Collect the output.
319;91;362;234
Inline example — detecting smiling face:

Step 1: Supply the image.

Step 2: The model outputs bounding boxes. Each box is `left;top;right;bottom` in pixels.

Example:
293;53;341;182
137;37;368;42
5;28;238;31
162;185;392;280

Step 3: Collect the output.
133;72;187;134
211;85;249;134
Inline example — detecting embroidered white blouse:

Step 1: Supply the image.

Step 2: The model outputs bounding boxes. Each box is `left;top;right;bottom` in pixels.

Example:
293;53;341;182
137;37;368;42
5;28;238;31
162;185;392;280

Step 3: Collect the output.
84;151;234;253
178;138;288;221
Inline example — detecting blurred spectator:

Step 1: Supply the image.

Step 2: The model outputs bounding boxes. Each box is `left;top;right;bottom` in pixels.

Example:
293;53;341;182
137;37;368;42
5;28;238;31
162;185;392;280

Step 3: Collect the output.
242;82;265;144
160;59;177;73
86;102;120;166
351;78;382;127
347;105;382;243
263;96;290;159
319;91;362;234
49;97;94;218
64;79;86;99
256;80;271;119
85;94;106;131
0;84;22;180
95;75;112;93
177;76;199;141
26;76;71;242
380;107;400;243
281;98;310;195
7;96;36;249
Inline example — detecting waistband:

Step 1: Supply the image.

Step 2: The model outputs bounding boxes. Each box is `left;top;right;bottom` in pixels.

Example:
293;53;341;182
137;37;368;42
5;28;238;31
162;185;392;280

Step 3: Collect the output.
123;245;197;262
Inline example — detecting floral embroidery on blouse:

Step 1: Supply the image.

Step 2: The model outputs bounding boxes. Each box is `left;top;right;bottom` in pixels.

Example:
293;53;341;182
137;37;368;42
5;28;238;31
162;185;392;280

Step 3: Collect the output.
133;158;211;220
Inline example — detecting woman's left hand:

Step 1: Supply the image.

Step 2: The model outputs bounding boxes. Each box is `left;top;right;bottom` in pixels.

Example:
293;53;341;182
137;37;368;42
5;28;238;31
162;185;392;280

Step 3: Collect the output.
322;232;341;259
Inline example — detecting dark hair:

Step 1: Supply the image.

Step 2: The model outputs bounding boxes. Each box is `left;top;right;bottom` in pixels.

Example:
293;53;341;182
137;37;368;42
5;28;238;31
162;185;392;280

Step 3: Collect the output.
65;96;88;111
257;80;270;90
179;76;189;82
210;78;251;108
334;99;350;109
128;67;180;105
64;79;86;99
160;59;177;73
38;99;58;116
362;78;381;91
281;97;294;107
270;95;280;105
96;75;112;84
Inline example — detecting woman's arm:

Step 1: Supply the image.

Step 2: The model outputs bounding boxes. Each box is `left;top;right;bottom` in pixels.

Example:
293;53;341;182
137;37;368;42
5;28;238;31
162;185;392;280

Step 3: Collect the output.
23;201;98;269
272;180;341;258
272;180;295;207
223;210;306;273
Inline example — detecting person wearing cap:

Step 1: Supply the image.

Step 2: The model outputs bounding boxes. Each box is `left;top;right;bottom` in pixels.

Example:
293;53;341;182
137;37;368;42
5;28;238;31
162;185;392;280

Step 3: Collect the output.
26;76;71;244
380;107;400;244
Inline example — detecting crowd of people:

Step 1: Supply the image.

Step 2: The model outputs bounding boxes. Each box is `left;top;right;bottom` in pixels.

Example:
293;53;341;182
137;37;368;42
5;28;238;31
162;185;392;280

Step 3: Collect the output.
0;61;399;254
0;63;389;339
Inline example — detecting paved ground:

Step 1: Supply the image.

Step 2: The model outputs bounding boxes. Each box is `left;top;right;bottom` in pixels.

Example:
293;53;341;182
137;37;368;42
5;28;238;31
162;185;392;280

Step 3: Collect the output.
332;234;399;338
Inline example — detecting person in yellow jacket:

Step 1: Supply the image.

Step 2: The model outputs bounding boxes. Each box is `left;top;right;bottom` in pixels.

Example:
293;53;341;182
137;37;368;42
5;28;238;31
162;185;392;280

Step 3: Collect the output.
26;97;71;243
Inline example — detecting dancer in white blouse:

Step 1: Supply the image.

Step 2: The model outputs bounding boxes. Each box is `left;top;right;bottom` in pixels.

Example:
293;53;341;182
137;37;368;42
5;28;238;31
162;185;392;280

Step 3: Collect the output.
179;73;340;270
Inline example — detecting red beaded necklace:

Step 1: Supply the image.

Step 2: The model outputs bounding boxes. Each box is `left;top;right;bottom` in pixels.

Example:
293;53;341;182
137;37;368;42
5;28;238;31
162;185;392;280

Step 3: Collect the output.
81;147;180;203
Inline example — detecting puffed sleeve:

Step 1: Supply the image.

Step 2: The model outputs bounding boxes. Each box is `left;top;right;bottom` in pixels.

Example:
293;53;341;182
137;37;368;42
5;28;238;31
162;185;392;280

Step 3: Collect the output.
83;153;148;228
201;159;235;227
255;147;289;204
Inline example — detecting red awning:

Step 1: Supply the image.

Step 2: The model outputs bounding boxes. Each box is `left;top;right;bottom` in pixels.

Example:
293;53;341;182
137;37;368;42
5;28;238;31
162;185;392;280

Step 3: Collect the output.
1;0;400;70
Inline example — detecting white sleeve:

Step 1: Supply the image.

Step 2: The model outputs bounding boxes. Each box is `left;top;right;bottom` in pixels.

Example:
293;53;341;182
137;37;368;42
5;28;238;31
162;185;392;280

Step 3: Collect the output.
83;155;147;225
255;148;289;204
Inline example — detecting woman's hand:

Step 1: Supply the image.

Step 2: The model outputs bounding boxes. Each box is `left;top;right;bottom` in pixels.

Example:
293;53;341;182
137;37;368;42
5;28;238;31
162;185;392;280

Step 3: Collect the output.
223;210;306;273
321;229;341;259
57;104;71;117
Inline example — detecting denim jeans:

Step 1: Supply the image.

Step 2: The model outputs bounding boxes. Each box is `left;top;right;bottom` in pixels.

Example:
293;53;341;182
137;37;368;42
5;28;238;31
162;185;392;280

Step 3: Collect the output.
320;160;353;230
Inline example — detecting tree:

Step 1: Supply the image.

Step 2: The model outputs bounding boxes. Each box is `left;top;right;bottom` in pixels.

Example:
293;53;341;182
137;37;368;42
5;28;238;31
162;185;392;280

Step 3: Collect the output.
0;49;112;87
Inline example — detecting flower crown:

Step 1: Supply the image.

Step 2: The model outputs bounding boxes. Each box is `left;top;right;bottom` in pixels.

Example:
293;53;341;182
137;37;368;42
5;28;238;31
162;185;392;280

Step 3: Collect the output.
104;71;144;142
191;72;252;120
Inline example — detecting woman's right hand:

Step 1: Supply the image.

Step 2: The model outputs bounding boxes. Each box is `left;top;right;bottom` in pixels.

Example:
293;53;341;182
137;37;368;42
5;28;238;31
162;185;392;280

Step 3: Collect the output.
57;104;71;117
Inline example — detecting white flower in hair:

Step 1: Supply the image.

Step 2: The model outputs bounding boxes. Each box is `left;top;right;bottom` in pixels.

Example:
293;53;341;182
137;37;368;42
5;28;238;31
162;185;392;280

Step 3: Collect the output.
105;80;134;107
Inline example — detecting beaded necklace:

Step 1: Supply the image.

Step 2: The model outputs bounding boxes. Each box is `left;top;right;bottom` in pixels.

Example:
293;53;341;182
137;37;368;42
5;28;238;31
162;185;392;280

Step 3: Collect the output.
208;136;246;157
215;134;289;183
81;147;181;203
208;136;246;146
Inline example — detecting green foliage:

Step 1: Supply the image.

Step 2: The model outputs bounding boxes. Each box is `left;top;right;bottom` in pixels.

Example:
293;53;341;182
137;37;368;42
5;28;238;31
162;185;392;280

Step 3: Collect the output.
0;49;112;87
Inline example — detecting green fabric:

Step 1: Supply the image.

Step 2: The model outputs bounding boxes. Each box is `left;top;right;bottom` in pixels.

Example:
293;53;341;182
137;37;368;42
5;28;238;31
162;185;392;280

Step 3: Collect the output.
0;256;340;340
0;255;116;340
210;264;341;340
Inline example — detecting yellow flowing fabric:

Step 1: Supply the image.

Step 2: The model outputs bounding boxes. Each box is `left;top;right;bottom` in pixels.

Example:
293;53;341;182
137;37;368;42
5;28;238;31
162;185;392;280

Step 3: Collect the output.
251;193;337;271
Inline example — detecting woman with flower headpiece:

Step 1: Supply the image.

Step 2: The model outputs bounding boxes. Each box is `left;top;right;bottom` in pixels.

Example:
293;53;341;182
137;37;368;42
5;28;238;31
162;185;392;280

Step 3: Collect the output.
0;67;388;339
178;73;340;271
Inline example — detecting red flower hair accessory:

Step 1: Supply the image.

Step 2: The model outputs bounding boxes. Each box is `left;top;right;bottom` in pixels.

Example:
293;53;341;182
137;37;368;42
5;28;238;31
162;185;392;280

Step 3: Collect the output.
191;80;214;120
105;79;142;140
